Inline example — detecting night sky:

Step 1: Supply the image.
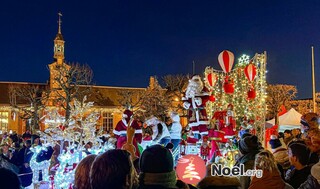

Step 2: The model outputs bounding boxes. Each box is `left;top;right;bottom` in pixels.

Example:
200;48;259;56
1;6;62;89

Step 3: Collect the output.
1;1;320;99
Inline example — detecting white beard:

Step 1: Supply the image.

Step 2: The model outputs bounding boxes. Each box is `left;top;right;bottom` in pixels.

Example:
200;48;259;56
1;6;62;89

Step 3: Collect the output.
185;79;203;98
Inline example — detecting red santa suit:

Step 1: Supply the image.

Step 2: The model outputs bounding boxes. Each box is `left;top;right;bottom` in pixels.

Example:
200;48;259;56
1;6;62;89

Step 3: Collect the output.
200;136;210;161
183;75;210;136
113;110;142;156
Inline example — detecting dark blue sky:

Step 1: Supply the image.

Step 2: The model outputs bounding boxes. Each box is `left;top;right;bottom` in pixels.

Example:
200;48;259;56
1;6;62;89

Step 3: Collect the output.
0;1;320;99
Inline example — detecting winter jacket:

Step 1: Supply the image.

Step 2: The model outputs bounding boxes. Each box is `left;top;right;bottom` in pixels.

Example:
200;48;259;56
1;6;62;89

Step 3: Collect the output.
272;147;290;170
234;150;260;189
286;165;312;189
249;170;286;189
170;114;182;139
17;146;34;187
298;174;320;189
197;176;241;189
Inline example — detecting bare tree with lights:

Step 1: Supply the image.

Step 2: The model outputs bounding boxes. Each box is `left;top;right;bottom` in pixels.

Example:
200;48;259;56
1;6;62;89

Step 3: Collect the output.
266;84;297;126
51;62;93;127
116;89;145;110
162;74;189;113
9;84;49;133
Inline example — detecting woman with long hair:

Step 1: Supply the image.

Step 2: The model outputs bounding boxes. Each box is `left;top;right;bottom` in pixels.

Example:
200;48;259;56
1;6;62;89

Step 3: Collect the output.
249;150;293;189
74;154;97;189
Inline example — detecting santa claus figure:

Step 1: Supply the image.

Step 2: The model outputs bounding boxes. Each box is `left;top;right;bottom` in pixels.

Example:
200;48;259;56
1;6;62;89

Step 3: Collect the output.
113;109;142;156
221;104;236;137
182;75;210;139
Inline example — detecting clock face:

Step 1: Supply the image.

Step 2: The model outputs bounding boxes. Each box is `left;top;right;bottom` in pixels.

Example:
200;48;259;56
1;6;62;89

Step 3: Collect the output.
55;44;63;52
57;45;62;52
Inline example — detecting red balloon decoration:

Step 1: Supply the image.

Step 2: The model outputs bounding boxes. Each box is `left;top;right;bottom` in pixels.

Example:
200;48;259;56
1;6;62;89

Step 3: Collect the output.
244;63;257;82
204;67;217;91
245;62;257;99
218;50;234;73
207;73;217;87
247;87;256;100
218;50;235;94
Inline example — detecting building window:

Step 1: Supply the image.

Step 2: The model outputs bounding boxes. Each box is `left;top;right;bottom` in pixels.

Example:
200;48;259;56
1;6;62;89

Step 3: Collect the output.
102;112;113;133
0;112;9;132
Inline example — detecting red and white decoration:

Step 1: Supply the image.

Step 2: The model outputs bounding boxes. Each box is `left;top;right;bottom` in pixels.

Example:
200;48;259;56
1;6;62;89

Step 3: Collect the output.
218;50;235;94
244;62;257;100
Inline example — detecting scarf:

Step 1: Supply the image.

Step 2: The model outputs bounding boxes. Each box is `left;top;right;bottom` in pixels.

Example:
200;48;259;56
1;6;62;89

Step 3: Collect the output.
139;170;177;188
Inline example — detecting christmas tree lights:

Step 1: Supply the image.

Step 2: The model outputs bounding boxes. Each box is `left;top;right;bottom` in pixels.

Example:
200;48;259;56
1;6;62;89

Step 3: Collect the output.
204;52;267;143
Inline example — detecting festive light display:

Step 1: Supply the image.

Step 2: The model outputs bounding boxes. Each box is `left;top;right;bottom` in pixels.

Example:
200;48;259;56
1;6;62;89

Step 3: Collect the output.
30;145;51;184
38;96;113;188
204;52;267;142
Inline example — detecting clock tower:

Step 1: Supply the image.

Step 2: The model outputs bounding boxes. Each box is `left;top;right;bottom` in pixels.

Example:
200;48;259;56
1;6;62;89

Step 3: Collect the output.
48;13;69;105
53;12;65;63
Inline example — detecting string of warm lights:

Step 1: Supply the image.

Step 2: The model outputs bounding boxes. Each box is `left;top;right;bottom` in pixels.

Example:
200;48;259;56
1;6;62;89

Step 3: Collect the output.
204;52;267;142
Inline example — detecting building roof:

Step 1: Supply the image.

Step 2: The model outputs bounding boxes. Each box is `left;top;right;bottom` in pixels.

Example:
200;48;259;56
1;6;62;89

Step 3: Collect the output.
0;82;146;108
87;85;146;107
0;82;47;105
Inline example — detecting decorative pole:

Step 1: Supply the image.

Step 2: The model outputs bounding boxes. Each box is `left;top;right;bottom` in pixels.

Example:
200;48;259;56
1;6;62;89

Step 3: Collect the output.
312;46;317;113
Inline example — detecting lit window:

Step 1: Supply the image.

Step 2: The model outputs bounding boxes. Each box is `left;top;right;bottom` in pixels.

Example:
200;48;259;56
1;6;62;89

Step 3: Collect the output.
0;112;9;132
102;112;113;133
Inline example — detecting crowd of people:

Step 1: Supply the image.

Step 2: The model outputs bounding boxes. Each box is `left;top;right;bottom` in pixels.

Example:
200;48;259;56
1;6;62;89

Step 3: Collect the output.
1;111;320;189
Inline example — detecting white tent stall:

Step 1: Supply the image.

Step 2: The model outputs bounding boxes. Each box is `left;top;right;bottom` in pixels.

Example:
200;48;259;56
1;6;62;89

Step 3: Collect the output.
266;108;302;132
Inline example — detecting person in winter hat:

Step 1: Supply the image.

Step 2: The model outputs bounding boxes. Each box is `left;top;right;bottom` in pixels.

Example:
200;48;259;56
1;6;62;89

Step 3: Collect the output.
22;130;32;141
269;135;290;173
138;144;177;189
169;112;182;164
235;135;261;189
298;161;320;189
31;134;41;146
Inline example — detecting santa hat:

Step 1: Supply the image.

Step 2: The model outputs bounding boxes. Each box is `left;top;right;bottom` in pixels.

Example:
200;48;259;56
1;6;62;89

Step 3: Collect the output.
122;109;133;119
311;161;320;183
269;135;282;149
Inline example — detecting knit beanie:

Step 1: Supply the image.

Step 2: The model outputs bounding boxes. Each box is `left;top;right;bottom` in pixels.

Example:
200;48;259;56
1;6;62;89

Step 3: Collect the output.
140;144;173;173
311;161;320;183
139;144;176;188
31;134;40;145
269;135;282;149
239;135;259;154
241;132;252;139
